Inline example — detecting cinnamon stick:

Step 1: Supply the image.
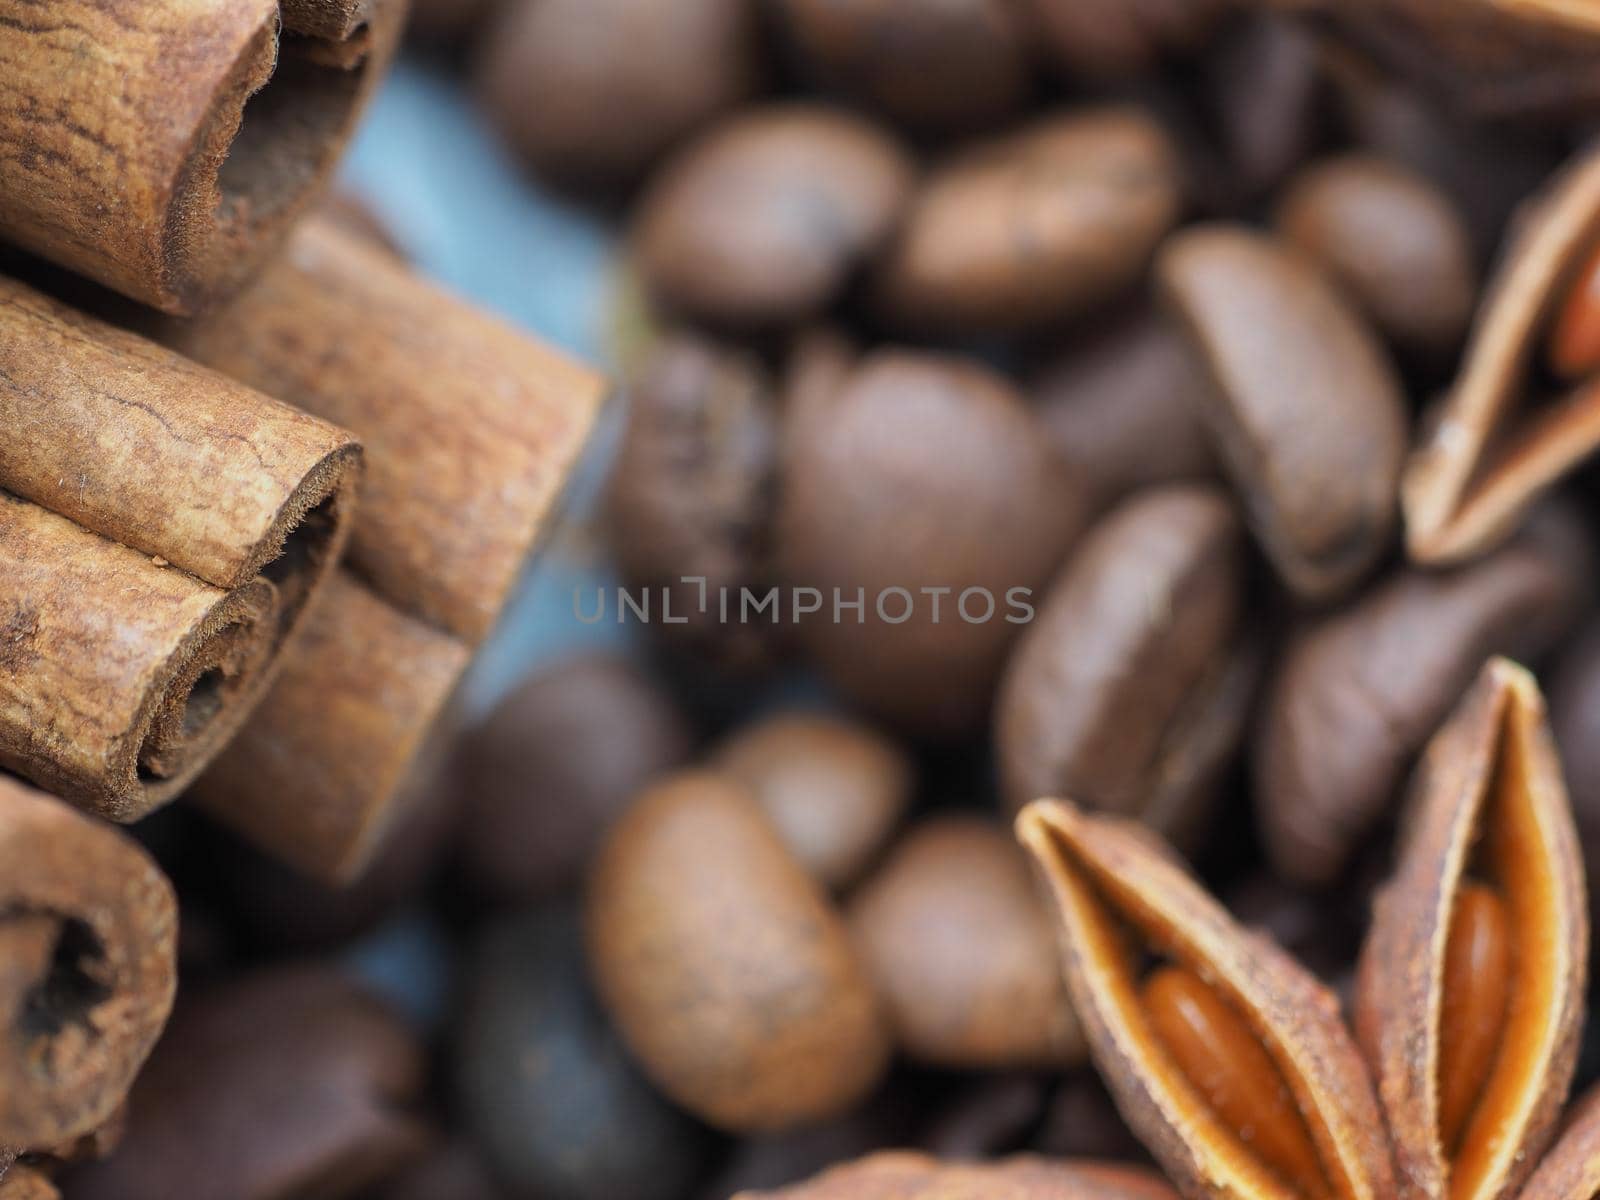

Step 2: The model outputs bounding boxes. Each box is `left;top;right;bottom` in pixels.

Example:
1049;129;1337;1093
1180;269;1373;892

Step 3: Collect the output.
0;0;403;314
0;278;360;820
0;775;177;1150
169;216;606;879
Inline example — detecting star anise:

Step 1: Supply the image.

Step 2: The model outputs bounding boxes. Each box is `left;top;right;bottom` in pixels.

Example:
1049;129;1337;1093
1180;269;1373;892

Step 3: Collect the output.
1018;656;1600;1200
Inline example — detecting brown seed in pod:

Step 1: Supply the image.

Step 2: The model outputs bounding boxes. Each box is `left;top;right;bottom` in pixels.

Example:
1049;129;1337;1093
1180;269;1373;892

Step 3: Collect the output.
995;485;1257;851
476;0;763;187
771;0;1032;132
604;331;780;671
1276;153;1477;361
1355;658;1588;1200
874;109;1183;336
1020;0;1230;77
1403;145;1600;564
634;105;914;330
1017;799;1396;1200
712;712;911;891
1255;506;1590;886
847;817;1086;1070
777;351;1087;737
734;1152;1181;1200
1158;224;1407;602
586;772;890;1132
1029;309;1218;515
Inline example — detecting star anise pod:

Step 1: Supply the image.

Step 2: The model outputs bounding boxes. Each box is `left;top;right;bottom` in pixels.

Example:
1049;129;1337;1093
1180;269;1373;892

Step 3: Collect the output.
1019;656;1599;1200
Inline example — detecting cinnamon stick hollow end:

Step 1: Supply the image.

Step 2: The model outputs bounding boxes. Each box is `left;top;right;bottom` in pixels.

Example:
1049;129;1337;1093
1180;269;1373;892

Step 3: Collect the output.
0;0;404;314
0;776;177;1149
191;573;471;883
0;498;279;822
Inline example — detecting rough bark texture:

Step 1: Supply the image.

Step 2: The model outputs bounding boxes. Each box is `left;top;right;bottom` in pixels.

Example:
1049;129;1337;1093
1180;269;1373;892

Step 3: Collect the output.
0;775;177;1150
191;572;470;881
0;0;404;314
0;279;360;820
166;214;607;644
171;219;606;880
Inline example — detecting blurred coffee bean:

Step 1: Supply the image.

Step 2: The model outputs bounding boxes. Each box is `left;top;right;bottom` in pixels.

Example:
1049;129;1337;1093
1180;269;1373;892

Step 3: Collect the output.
408;0;495;44
874;110;1183;335
778;351;1086;736
455;655;692;902
634;106;914;328
782;327;859;446
476;0;763;187
604;333;782;670
1255;509;1591;885
1222;872;1360;983
66;967;429;1200
587;772;891;1131
1031;1075;1150;1163
1200;13;1326;205
1158;225;1407;602
1547;618;1600;943
1275;154;1476;361
1030;310;1217;515
1022;0;1228;77
917;1075;1049;1160
734;1152;1181;1199
848;818;1085;1069
996;485;1255;849
712;712;911;890
453;908;716;1200
373;1141;504;1200
772;0;1032;132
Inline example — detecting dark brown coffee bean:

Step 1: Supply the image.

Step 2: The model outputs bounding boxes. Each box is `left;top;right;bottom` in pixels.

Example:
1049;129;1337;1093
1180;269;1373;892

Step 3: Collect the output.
409;0;496;44
1030;309;1217;513
604;332;781;669
587;772;890;1132
1022;0;1229;77
374;1141;504;1200
454;654;693;903
453;908;716;1200
874;110;1183;335
1255;508;1591;885
66;967;429;1200
1276;154;1476;360
848;818;1085;1069
476;0;763;186
1546;618;1600;947
777;351;1086;736
772;0;1032;131
634;106;914;328
1158;225;1407;602
712;712;911;890
996;485;1255;849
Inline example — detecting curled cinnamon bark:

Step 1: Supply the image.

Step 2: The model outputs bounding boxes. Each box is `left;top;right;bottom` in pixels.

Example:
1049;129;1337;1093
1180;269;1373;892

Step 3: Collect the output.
168;217;606;878
0;279;359;820
0;775;177;1150
0;0;403;314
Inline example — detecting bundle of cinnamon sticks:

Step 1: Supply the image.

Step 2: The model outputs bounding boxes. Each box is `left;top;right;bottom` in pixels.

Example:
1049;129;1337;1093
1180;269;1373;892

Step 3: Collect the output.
0;1;604;1185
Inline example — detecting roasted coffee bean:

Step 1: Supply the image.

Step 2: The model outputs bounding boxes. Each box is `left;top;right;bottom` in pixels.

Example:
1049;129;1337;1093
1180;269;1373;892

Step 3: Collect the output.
604;332;781;670
849;818;1085;1069
712;711;911;890
874;110;1183;335
452;907;716;1200
778;350;1085;736
634;106;914;329
476;0;763;186
1030;310;1217;514
1276;154;1476;360
65;967;429;1200
374;1141;504;1200
455;654;693;902
1158;225;1407;602
1023;0;1228;77
587;772;891;1131
1256;509;1591;885
771;0;1032;131
996;485;1255;849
